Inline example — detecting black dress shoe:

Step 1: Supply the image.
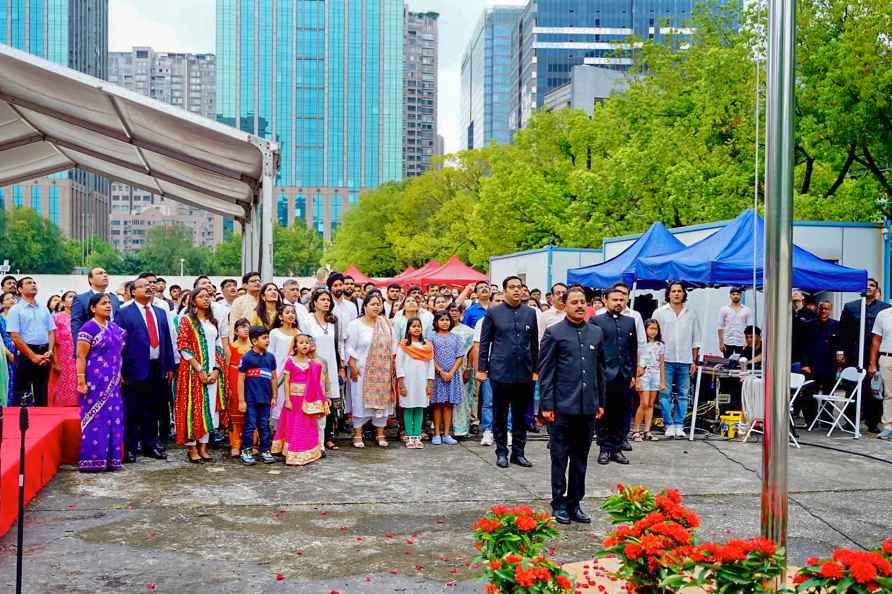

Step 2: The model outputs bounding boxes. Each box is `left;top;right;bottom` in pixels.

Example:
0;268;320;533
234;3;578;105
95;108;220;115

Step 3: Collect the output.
143;447;168;460
621;438;633;452
496;455;509;468
510;455;533;467
123;452;137;464
597;449;610;465
570;508;592;524
554;509;571;525
610;451;630;464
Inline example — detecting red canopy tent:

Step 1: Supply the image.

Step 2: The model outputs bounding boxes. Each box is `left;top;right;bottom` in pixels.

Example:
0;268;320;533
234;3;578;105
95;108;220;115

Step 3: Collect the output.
396;259;441;287
416;256;486;289
343;264;372;285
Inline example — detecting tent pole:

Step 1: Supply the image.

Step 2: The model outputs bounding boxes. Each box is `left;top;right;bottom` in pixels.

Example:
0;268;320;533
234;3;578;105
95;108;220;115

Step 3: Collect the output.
762;0;795;578
630;280;637;309
855;296;866;439
688;288;711;441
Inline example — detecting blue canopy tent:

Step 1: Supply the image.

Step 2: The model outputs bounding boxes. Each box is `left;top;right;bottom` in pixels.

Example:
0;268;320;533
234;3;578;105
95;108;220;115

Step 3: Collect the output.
633;209;868;291
632;209;868;440
566;222;686;288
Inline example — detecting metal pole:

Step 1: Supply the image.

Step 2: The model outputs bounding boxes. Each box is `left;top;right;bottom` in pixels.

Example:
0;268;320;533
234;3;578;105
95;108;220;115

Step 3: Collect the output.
261;177;274;282
855;296;866;439
762;0;796;580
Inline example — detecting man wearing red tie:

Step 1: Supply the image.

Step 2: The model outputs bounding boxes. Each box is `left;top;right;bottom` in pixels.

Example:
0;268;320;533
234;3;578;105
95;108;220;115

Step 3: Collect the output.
116;273;176;463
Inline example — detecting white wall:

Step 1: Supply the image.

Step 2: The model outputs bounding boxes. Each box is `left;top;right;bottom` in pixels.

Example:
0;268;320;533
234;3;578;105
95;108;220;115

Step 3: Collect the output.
488;251;550;291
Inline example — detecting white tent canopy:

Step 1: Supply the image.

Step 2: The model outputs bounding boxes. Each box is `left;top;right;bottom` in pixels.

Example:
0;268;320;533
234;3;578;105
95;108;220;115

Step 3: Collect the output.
0;43;279;279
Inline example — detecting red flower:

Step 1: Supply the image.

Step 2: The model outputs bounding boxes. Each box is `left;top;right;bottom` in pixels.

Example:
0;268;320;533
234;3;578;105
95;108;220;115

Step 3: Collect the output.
850;561;878;584
490;505;512;516
484;585;499;594
882;539;892;555
805;556;819;566
624;543;644;561
512;505;534;517
819;561;845;580
556;574;573;589
515;515;538;532
489;560;502;570
474;518;502;533
515;565;537;587
506;553;522;565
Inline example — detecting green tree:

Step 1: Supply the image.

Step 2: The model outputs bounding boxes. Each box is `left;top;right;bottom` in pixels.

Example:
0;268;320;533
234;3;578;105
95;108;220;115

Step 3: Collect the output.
274;223;323;276
211;232;242;276
139;224;213;275
0;208;74;273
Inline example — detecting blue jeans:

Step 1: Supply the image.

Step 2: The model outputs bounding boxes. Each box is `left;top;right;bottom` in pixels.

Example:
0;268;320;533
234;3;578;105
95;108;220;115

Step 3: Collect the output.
659;362;691;428
243;402;272;453
479;379;493;431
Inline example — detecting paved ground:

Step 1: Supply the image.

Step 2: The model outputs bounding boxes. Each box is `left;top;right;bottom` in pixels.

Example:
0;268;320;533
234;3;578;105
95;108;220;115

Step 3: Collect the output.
0;429;889;593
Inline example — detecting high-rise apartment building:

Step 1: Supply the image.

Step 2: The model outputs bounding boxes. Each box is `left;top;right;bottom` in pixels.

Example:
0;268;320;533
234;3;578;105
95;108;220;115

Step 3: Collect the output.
216;0;404;240
403;10;438;178
460;6;522;150
0;0;110;242
509;0;730;133
107;48;223;252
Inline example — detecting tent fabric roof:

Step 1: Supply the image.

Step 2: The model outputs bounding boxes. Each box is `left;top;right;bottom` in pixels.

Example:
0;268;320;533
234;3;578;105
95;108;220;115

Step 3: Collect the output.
397;260;442;286
343;265;372;284
566;222;685;289
417;256;487;288
634;210;868;291
0;44;277;220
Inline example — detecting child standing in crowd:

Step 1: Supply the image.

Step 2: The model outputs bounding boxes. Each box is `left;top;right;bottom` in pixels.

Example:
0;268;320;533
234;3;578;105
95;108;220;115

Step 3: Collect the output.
307;337;332;454
632;319;665;442
396;318;434;449
430;311;464;445
272;334;327;466
237;326;278;466
227;318;252;457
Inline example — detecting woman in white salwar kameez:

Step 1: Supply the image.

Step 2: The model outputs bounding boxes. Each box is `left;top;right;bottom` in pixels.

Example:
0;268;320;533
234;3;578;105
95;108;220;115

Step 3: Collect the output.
346;293;394;448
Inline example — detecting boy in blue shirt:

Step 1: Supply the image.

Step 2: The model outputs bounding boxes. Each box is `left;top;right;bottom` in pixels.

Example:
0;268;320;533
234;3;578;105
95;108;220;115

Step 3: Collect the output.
238;326;278;465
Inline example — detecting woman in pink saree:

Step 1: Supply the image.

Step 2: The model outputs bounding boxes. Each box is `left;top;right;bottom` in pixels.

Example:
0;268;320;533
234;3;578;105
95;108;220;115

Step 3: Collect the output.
272;334;327;466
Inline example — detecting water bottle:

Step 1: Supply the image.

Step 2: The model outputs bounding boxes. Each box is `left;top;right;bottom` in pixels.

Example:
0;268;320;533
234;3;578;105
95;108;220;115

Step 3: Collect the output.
870;373;883;400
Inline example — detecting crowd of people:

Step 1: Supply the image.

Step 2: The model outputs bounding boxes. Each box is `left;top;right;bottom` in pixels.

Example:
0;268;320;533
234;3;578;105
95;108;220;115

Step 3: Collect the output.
0;266;889;491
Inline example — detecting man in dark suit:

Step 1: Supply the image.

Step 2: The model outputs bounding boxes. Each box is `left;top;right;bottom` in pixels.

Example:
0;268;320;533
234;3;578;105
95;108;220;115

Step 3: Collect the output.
839;278;889;433
478;275;540;469
539;286;606;524
590;285;638;465
116;273;176;462
71;267;121;342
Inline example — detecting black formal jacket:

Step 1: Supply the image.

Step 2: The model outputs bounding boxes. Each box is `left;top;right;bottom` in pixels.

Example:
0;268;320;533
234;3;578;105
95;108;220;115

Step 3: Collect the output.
479;301;540;384
839;298;889;365
802;317;841;377
116;301;176;382
590;312;638;382
71;290;122;344
538;318;607;415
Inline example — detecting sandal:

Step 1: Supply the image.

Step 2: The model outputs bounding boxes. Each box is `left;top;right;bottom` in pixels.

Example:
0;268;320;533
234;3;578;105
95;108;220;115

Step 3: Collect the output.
325;441;339;450
645;431;658;441
352;437;365;448
631;432;644;442
376;435;389;448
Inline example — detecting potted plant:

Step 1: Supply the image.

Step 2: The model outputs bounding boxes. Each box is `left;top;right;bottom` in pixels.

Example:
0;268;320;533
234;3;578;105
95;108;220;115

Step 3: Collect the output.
794;540;892;593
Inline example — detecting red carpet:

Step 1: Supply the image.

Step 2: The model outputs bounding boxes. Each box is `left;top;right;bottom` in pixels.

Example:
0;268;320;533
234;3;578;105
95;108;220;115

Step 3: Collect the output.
0;407;80;538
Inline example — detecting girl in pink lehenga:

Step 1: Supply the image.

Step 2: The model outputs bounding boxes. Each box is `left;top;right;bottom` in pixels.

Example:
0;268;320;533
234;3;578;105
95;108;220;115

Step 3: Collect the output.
49;291;79;406
271;334;328;466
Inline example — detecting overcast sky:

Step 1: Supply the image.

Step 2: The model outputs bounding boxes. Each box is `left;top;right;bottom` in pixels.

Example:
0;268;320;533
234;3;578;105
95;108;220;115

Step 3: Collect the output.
109;0;527;154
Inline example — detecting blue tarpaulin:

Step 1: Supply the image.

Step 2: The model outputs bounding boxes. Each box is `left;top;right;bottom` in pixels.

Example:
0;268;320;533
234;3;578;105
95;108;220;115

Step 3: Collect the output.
633;209;868;291
566;222;686;288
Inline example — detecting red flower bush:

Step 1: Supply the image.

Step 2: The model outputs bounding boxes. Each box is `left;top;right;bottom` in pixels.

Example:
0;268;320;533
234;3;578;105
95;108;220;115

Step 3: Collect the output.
795;544;892;593
473;504;574;593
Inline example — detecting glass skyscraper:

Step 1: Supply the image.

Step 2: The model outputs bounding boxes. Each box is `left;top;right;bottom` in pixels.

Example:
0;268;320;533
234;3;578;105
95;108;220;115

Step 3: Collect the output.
460;6;522;150
509;0;737;132
0;0;110;243
217;0;404;240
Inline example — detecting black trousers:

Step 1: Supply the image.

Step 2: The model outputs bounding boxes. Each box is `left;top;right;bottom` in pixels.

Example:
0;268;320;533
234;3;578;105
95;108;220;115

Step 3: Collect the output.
860;376;881;430
492;380;533;458
549;413;596;512
597;376;631;452
13;344;50;406
123;360;166;453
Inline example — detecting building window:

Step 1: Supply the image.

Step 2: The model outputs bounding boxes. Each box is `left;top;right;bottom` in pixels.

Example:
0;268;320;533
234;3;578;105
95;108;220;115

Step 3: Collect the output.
0;187;4;209
277;193;288;227
331;194;342;232
13;186;23;207
49;186;59;225
30;185;41;213
313;193;324;235
295;194;306;223
348;191;359;208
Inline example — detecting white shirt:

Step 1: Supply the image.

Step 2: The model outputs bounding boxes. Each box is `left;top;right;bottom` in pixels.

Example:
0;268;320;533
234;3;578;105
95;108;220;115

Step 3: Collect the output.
152;296;172;312
872;308;892;353
333;297;359;361
596;307;647;346
211;301;231;343
541;307;566;332
135;302;161;359
718;304;754;347
653;304;702;364
285;299;309;320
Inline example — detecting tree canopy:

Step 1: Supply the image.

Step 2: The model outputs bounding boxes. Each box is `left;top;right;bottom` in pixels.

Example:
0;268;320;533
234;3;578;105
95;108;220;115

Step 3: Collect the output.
326;0;889;274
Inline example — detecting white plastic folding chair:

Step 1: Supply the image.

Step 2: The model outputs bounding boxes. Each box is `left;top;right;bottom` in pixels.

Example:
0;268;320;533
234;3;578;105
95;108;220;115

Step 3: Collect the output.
742;372;804;447
807;367;866;437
